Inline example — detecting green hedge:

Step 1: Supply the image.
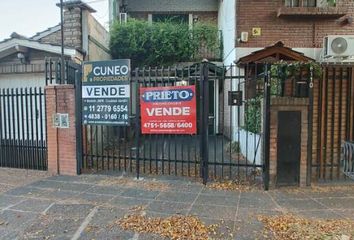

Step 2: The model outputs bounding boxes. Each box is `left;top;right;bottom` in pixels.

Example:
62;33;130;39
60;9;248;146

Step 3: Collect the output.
244;96;262;134
109;19;220;67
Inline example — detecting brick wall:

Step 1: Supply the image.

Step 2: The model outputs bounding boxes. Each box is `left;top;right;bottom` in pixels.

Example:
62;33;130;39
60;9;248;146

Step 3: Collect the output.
63;7;83;49
237;0;354;48
39;30;62;45
269;97;309;187
39;6;82;49
46;85;77;176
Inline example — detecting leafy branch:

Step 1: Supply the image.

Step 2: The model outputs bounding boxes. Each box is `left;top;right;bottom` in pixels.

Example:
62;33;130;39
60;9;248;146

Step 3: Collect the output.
109;19;221;67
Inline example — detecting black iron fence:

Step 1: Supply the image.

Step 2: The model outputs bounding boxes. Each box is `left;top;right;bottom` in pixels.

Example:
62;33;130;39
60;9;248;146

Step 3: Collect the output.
79;63;268;184
342;141;354;180
0;88;47;170
45;58;81;85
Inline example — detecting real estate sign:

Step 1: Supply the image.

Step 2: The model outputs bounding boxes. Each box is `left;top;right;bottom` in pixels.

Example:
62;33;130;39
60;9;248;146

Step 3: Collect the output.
82;59;130;126
140;85;197;134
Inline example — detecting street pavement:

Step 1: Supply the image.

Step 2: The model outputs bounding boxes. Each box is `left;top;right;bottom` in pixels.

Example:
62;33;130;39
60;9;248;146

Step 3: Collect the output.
0;169;353;239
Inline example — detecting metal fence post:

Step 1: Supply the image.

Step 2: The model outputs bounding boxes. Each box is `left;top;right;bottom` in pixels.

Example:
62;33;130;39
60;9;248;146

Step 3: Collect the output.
135;73;141;180
263;64;271;190
307;67;314;186
200;59;209;184
75;70;83;175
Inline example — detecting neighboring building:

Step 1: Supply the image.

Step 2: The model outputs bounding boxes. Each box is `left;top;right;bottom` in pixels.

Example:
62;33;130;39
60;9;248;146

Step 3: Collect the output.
217;0;354;186
0;0;110;88
221;0;354;64
105;0;354;186
109;0;221;61
109;0;218;27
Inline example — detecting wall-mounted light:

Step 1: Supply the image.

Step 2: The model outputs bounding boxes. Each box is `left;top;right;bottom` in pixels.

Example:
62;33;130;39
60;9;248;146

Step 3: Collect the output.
17;52;27;64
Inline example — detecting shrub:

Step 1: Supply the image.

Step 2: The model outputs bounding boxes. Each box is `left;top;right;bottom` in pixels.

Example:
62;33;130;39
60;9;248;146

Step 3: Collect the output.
109;19;220;67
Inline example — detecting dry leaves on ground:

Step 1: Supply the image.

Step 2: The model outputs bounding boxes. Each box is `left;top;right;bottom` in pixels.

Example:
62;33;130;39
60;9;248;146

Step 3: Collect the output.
207;180;259;191
97;178;170;192
117;214;219;240
258;214;354;240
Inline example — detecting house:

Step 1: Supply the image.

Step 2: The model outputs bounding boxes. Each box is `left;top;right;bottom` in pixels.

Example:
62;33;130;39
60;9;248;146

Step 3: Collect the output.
109;0;222;62
0;0;110;88
0;0;111;169
217;0;354;187
105;0;354;187
109;0;218;27
220;0;354;64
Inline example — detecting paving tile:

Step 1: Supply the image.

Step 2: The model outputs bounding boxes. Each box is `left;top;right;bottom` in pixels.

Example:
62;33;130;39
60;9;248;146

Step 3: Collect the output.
46;174;108;184
333;210;354;220
71;192;115;206
201;188;240;197
199;217;235;240
85;185;125;196
77;206;132;240
315;197;354;209
233;218;266;240
240;191;269;199
110;196;151;210
28;180;64;189
268;190;309;200
304;190;353;198
234;208;280;240
236;208;283;220
1;230;22;240
33;189;78;201
4;186;45;197
10;198;53;213
55;182;93;192
155;191;198;203
0;210;38;232
45;203;95;218
0;195;24;209
189;204;237;221
87;206;128;227
276;199;327;211
29;180;92;193
147;201;190;215
239;195;277;210
120;188;160;199
294;209;343;219
23;215;83;239
168;183;204;193
195;194;239;207
78;229;135;240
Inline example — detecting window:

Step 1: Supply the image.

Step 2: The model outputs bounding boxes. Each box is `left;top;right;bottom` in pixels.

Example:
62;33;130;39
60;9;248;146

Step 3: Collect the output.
303;0;316;7
152;14;189;24
285;0;300;7
285;0;317;7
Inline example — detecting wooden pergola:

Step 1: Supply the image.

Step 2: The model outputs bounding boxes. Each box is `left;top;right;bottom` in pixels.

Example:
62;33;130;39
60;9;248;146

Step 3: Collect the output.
236;41;314;65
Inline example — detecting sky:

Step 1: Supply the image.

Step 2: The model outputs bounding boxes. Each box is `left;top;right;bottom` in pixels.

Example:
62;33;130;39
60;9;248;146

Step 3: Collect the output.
0;0;109;41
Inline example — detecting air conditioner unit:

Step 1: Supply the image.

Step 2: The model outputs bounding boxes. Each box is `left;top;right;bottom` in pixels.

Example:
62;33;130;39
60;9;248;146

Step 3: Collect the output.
323;35;354;58
119;13;127;24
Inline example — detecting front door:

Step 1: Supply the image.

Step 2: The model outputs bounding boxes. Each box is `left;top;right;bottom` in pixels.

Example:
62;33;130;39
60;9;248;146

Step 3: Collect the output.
277;111;301;186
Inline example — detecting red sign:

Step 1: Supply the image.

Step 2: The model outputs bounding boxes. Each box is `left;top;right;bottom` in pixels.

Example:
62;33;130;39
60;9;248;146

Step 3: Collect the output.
140;85;197;134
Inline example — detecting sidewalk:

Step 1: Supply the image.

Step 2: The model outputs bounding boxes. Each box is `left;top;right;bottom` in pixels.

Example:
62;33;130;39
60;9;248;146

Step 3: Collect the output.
0;169;353;239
